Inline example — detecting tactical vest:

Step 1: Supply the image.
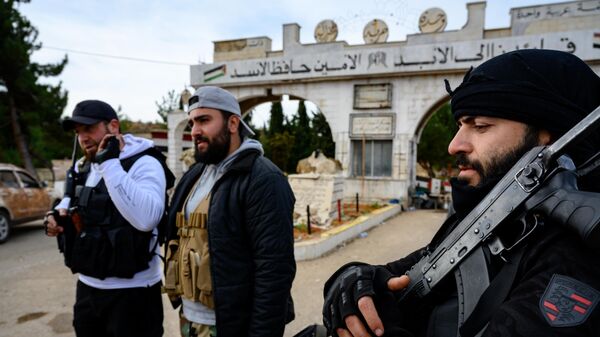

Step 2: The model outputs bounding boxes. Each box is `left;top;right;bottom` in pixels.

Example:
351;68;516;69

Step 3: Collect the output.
164;192;214;309
64;149;171;280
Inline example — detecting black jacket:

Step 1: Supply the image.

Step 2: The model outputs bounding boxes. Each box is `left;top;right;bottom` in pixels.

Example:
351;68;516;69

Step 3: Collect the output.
381;216;600;337
167;148;296;337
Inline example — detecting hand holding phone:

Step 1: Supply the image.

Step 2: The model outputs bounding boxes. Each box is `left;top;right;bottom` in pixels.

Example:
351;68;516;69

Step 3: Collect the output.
94;136;121;164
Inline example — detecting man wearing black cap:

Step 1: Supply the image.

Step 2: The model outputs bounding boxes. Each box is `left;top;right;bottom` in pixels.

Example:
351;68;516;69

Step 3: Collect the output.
163;86;296;337
45;100;174;337
321;50;600;337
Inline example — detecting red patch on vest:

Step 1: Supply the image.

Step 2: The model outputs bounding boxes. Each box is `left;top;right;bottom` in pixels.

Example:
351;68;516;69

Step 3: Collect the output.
539;274;599;327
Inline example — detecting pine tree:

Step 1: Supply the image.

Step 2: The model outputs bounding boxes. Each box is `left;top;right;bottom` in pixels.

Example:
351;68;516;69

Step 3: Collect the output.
289;100;313;171
0;0;69;177
269;131;295;172
259;101;336;173
310;111;335;158
268;101;284;135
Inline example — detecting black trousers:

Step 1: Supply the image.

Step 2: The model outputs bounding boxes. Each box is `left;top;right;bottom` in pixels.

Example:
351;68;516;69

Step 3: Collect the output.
73;280;164;337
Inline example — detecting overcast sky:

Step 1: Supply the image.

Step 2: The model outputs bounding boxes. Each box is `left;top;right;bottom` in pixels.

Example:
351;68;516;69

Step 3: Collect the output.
19;0;564;125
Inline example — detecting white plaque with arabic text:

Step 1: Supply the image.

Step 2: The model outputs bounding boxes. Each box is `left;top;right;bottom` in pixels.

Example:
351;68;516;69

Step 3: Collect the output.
350;114;395;138
354;83;392;109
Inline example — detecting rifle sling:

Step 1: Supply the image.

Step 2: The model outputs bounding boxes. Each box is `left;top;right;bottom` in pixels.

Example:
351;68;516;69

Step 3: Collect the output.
459;245;526;337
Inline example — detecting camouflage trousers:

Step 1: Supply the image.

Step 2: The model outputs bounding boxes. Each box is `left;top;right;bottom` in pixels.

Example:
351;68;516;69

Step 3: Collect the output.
179;310;217;337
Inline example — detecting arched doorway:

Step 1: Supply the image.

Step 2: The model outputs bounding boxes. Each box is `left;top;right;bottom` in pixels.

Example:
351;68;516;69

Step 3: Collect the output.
410;96;456;208
414;97;454;175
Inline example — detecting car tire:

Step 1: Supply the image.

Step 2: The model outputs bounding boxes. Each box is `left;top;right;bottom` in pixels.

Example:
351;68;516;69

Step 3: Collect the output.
0;211;11;244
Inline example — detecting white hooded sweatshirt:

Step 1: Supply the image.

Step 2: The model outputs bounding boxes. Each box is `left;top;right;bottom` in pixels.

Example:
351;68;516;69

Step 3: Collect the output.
56;134;166;289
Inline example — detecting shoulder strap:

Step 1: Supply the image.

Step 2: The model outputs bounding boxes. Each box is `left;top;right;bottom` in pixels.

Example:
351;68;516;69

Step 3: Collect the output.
166;163;206;243
120;147;175;189
459;246;526;337
119;147;175;247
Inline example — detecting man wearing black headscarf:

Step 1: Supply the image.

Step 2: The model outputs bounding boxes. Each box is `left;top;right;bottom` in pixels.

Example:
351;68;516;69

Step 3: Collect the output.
321;50;600;337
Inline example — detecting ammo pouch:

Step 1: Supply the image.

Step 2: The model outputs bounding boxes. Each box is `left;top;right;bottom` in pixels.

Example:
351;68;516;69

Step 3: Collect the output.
70;224;153;279
68;183;154;280
163;239;181;303
55;212;76;268
164;196;214;309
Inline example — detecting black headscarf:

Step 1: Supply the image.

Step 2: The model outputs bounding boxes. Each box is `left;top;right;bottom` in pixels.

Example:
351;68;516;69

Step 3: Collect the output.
448;49;600;191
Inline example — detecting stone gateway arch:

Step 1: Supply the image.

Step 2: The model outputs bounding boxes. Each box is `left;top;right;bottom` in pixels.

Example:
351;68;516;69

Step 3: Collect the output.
169;1;600;203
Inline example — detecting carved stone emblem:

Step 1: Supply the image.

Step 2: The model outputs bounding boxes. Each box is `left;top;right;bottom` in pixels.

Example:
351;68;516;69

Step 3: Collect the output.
363;19;389;44
314;20;338;43
418;7;447;33
214;39;247;52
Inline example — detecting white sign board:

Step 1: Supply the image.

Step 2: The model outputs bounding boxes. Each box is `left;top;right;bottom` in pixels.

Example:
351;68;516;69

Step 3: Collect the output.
350;114;395;138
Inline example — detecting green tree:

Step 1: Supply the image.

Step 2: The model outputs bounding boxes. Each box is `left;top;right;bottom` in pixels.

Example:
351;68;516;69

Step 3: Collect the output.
288;100;312;170
269;131;295;172
258;100;336;173
417;103;457;178
310;110;335;158
258;129;271;160
155;89;178;123
261;101;285;166
268;101;284;135
0;0;69;177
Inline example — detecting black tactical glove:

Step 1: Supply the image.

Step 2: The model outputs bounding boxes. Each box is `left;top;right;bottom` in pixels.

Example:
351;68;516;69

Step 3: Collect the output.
93;136;120;164
322;263;413;337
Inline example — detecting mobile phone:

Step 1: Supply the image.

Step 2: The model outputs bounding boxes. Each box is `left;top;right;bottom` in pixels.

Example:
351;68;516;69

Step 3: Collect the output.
94;136;120;163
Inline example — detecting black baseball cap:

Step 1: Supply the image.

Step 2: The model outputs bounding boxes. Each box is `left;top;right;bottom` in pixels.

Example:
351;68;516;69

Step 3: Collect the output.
62;100;118;131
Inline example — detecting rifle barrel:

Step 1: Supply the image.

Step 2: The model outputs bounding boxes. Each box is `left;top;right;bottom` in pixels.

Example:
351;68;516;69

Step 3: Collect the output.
544;105;600;165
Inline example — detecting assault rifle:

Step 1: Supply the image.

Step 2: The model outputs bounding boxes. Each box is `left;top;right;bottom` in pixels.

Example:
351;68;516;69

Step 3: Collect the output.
56;135;85;267
398;105;600;330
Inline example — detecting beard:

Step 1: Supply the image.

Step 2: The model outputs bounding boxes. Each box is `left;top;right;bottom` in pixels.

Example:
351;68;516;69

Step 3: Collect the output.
455;127;541;187
79;123;109;161
194;123;231;165
82;146;96;161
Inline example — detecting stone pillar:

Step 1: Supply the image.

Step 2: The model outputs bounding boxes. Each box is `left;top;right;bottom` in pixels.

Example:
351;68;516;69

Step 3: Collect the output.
408;135;418;190
283;23;301;51
462;2;486;39
334;131;349;176
167;109;188;180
